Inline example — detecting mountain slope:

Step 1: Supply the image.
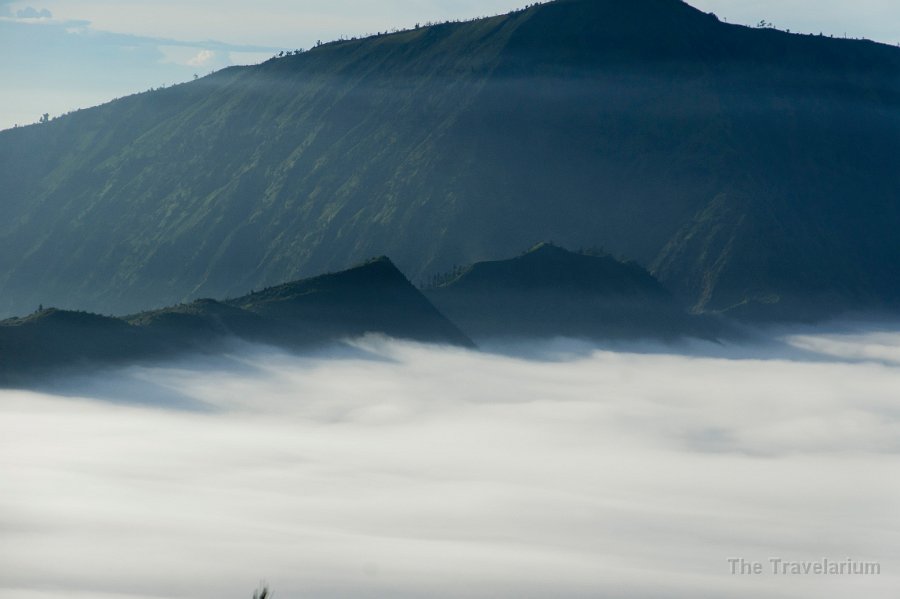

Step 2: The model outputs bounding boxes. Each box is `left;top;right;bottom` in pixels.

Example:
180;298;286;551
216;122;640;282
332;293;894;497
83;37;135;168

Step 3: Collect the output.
426;243;718;340
0;257;471;386
227;256;473;347
2;0;899;320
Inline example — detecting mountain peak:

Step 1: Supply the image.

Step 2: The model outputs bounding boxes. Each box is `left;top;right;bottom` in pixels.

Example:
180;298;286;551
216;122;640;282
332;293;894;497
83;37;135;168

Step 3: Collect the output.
520;242;601;263
351;255;404;277
426;245;713;341
434;244;666;296
523;241;567;255
505;0;719;58
227;256;472;347
0;256;475;385
2;0;899;321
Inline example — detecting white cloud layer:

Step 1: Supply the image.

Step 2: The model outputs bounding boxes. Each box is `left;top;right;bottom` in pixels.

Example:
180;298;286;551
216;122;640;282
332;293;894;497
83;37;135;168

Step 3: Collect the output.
1;331;899;598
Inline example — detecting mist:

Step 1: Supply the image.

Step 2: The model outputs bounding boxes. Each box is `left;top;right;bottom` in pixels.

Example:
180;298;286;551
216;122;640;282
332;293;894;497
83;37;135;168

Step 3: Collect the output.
1;330;899;598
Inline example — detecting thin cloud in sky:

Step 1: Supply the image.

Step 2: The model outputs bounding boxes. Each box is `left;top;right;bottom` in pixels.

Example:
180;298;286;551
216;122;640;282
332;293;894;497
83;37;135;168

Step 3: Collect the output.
14;6;51;18
28;0;531;47
1;0;898;128
0;12;281;128
17;0;900;47
186;48;215;67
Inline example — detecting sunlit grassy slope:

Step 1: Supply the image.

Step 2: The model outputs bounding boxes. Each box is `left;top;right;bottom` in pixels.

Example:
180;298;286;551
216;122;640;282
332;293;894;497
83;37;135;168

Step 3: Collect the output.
2;0;899;320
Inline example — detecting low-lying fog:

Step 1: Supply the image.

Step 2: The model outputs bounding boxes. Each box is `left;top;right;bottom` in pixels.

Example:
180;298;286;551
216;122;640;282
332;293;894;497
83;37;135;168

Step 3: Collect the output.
2;329;899;598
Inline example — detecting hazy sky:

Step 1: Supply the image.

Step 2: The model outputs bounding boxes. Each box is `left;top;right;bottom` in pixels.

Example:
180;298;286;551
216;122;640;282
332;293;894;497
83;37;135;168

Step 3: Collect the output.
1;332;899;597
1;0;899;129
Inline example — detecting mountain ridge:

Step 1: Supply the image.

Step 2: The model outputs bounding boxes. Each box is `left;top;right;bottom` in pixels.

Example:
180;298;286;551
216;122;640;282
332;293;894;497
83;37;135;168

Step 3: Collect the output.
426;243;721;341
0;257;472;386
2;0;899;321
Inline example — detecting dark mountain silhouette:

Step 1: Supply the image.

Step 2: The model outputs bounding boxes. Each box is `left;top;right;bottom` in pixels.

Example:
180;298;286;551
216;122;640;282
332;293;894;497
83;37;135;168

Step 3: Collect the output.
0;309;160;385
426;243;719;341
226;256;472;347
0;258;471;386
1;0;899;321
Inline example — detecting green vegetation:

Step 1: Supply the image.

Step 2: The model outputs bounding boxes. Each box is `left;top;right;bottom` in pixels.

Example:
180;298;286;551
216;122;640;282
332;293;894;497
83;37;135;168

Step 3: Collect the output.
1;0;899;321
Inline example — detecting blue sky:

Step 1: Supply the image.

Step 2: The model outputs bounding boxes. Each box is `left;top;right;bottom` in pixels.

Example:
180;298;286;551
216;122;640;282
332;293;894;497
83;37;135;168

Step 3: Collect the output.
1;0;898;130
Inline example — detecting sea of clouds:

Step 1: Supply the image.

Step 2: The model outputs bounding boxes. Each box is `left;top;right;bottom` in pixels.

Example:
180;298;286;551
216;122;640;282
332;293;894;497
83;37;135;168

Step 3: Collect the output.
1;329;899;598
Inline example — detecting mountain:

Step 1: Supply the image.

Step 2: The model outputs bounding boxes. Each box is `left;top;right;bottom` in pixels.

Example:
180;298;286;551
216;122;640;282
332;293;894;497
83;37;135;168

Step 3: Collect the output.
2;0;899;320
425;243;717;341
0;309;160;386
0;258;471;386
225;256;472;347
